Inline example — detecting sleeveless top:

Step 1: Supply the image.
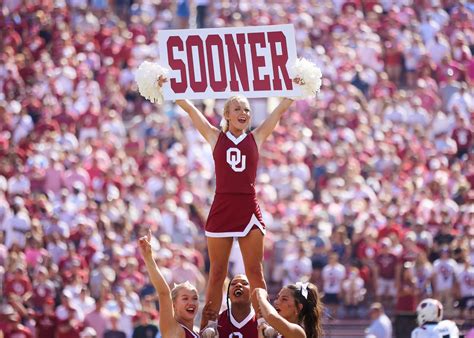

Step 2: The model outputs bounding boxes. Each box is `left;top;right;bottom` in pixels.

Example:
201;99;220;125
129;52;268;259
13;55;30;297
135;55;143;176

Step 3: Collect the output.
217;306;258;336
213;131;259;195
180;324;199;338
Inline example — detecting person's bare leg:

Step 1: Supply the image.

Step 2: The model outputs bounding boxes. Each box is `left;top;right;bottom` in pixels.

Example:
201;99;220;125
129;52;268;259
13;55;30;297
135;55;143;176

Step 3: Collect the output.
201;236;233;329
238;229;266;313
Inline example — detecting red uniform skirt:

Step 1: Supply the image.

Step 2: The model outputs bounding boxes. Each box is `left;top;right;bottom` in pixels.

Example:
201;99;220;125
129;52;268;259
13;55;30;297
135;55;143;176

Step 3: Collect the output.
205;193;266;237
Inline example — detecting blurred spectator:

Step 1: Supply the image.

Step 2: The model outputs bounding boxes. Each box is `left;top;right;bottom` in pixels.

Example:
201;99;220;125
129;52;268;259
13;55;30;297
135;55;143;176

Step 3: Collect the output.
281;244;313;286
374;238;397;309
413;252;434;300
342;266;366;318
395;263;418;314
322;253;346;318
131;311;159;338
196;0;210;29
31;266;55;311
433;247;458;316
365;303;392;338
84;298;109;338
0;304;33;338
455;256;474;320
3;199;30;249
104;312;127;338
4;264;32;316
394;262;419;338
33;297;58;338
176;0;190;29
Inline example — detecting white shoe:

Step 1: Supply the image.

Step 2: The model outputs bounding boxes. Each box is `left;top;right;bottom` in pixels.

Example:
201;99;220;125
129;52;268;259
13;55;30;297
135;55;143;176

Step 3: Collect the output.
201;320;218;338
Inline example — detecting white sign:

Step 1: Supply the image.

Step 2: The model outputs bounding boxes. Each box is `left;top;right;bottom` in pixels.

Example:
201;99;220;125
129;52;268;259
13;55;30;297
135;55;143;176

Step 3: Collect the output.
158;24;301;100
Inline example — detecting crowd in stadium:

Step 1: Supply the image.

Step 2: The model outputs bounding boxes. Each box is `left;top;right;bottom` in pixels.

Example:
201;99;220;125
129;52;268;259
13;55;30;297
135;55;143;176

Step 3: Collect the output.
0;0;473;337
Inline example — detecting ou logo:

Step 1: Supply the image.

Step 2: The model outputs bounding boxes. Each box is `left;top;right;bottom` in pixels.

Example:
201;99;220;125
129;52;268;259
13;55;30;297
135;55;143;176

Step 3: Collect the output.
226;148;246;172
229;334;243;338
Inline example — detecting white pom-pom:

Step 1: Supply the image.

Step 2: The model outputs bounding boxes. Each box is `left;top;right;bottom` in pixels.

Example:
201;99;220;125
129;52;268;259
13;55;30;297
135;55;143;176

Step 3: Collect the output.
201;320;218;338
263;326;278;338
289;58;323;98
201;327;218;338
257;318;278;338
135;61;169;104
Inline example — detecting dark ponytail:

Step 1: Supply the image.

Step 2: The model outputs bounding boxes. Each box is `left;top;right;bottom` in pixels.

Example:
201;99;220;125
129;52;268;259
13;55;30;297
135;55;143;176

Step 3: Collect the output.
288;283;324;338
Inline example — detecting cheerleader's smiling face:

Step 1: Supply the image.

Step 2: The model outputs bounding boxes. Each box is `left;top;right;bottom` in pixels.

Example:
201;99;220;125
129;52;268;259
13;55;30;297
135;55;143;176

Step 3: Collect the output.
173;287;199;322
224;97;251;134
229;274;251;305
273;287;301;323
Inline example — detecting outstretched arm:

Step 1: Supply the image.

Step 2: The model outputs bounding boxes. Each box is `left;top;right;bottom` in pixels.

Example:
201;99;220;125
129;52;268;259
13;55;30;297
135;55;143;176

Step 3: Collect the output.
139;231;182;337
175;99;220;149
254;288;305;338
253;98;294;149
157;76;219;148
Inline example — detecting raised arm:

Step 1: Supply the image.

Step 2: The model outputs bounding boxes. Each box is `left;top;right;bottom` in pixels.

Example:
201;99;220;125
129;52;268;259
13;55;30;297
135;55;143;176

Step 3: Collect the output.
156;76;219;148
253;98;294;149
254;288;305;338
139;231;182;337
175;99;220;148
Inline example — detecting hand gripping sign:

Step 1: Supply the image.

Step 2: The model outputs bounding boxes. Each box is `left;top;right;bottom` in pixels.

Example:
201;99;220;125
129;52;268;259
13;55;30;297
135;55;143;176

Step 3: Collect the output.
158;24;302;100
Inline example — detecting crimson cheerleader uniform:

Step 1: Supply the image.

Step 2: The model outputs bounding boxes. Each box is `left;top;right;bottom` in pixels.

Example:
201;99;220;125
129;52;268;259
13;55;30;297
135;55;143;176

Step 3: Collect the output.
205;131;266;237
180;324;199;338
217;306;258;336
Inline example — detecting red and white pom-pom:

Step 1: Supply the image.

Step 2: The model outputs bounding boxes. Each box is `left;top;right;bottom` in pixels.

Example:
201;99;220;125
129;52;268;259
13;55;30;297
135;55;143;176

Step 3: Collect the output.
135;61;169;104
289;58;322;98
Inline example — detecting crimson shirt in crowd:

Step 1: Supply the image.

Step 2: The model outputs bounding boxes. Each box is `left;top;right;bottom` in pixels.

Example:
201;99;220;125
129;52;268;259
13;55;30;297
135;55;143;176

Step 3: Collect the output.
31;282;55;309
2;324;33;338
35;313;58;338
56;320;83;338
452;127;472;153
395;281;418;312
375;253;398;279
378;222;404;240
400;246;422;263
4;275;32;298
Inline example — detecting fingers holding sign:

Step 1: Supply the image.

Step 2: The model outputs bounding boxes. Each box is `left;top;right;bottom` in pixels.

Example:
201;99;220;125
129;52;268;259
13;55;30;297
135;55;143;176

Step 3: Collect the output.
157;75;168;88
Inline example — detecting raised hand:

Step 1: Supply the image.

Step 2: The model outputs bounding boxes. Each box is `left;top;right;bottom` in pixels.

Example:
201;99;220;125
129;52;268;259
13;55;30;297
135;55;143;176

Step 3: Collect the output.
202;301;218;322
138;229;153;259
293;77;305;85
257;323;266;338
253;288;268;301
157;75;168;88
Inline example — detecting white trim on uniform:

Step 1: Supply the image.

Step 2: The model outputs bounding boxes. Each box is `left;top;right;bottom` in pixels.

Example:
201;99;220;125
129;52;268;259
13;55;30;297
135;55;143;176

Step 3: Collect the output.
226;131;248;145
228;304;255;329
180;324;199;338
205;214;265;238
